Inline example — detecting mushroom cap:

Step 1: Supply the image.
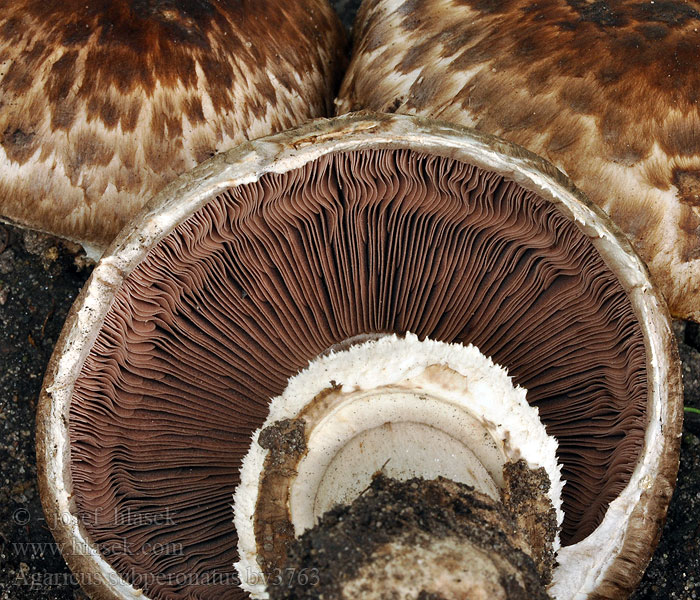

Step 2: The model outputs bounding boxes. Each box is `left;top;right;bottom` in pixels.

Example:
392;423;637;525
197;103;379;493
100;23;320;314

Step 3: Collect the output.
337;0;700;322
0;0;345;255
36;113;682;600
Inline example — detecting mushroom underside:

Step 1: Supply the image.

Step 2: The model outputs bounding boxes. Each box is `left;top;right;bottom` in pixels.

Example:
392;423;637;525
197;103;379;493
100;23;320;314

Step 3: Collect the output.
66;147;648;599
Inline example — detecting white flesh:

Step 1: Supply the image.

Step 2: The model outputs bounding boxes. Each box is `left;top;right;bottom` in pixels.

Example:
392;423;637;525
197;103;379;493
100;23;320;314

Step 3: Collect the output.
233;334;563;598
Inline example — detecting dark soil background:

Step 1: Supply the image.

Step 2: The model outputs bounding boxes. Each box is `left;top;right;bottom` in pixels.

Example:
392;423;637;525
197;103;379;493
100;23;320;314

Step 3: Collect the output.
0;1;698;598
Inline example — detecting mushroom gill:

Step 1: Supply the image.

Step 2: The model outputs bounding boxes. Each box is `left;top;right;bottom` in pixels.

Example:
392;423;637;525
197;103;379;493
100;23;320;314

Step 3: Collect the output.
68;146;647;598
336;0;700;322
0;0;345;256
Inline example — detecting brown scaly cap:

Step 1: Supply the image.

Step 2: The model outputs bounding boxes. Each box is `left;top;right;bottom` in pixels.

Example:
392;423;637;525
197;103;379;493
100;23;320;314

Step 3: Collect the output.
0;0;346;253
337;0;700;322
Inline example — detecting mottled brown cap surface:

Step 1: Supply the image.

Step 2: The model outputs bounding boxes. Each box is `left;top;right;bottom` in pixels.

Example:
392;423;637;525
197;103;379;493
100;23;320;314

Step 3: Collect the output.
0;0;345;252
337;0;700;321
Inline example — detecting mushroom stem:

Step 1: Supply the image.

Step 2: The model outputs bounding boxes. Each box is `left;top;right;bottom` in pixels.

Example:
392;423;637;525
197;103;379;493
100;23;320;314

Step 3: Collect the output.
270;469;555;600
234;334;563;599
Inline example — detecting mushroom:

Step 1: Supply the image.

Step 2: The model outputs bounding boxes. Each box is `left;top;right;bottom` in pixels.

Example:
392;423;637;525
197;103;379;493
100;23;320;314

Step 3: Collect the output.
37;113;682;600
0;0;345;259
336;0;700;322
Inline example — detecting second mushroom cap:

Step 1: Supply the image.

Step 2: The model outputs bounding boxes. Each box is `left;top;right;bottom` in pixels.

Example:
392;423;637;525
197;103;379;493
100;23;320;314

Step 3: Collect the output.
336;0;700;322
0;0;345;257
